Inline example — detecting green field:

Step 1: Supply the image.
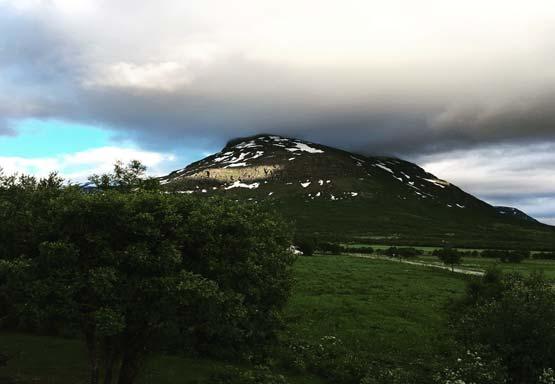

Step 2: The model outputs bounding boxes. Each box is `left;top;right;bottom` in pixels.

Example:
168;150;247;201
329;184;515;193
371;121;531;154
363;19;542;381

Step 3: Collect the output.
343;243;555;279
282;255;466;364
1;255;473;383
0;332;320;384
415;255;555;279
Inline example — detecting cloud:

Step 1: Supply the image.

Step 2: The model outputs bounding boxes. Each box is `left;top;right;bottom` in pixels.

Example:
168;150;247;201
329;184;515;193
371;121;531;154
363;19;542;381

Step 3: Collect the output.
84;62;195;91
1;0;555;221
1;0;555;153
0;146;177;183
418;143;555;224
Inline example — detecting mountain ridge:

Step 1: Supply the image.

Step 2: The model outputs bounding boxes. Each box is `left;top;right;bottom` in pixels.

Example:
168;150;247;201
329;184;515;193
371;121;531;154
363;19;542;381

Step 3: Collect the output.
160;134;555;249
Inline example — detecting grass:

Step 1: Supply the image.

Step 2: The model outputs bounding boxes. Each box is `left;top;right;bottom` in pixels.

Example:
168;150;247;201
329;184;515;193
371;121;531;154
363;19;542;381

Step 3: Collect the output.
1;255;469;383
343;243;555;280
0;332;321;384
283;255;467;367
415;255;555;279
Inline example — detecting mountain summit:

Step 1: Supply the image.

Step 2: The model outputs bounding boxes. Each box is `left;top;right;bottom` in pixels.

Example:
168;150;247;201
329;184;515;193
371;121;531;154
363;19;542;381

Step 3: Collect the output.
160;134;555;249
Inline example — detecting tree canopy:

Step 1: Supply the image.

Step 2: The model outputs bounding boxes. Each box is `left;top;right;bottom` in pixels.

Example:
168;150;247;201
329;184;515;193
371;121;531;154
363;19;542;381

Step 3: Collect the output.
0;163;295;384
451;269;555;384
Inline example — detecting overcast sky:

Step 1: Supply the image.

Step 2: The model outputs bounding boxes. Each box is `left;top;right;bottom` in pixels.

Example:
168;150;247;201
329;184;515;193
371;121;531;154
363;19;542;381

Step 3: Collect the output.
1;0;555;224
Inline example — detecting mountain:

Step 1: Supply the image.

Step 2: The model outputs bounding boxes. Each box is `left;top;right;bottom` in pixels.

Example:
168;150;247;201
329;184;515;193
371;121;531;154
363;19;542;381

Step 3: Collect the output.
160;134;555;249
494;206;538;223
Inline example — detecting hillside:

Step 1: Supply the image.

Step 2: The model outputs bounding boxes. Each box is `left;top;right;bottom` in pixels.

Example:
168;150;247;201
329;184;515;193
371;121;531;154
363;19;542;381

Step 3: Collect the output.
160;134;555;249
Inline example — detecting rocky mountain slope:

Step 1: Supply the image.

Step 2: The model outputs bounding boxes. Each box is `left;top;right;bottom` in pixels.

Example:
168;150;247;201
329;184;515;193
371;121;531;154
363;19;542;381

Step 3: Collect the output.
160;135;555;249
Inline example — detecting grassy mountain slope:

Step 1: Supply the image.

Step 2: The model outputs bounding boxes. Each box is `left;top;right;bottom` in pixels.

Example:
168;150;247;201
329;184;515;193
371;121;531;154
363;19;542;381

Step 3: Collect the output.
160;135;555;249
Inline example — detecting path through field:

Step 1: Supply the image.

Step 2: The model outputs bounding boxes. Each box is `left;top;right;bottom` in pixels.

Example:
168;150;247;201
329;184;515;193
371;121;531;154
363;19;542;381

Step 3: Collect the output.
347;253;485;276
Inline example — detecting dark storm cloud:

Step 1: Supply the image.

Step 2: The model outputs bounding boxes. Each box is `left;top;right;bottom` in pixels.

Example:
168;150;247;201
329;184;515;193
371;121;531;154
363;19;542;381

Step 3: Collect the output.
2;2;555;156
2;1;555;223
0;4;81;133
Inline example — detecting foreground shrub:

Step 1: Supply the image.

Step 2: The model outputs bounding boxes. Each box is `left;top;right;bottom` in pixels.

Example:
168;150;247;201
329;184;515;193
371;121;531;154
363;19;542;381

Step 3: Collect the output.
450;270;555;384
433;349;506;384
0;173;294;384
278;335;366;383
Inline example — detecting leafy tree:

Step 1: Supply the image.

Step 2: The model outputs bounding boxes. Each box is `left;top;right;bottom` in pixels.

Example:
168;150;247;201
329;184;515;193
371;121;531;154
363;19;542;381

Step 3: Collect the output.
0;172;294;384
384;247;420;260
295;237;316;256
481;249;530;263
434;248;462;271
503;250;529;263
317;242;343;254
348;246;374;255
534;252;555;260
451;270;555;384
383;246;399;258
0;171;66;329
88;160;159;191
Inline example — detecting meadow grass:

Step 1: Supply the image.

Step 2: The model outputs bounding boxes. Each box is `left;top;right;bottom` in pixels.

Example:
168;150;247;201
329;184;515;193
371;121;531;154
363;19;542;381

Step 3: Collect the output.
344;243;555;279
415;255;555;279
283;255;466;367
1;255;469;383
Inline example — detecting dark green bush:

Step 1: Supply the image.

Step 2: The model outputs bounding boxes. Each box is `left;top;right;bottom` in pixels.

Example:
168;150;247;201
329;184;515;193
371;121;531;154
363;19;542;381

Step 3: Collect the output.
294;237;316;256
450;270;555;383
317;242;344;254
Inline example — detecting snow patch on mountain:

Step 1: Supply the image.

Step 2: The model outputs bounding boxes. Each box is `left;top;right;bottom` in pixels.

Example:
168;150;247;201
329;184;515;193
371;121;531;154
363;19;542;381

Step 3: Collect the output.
225;181;260;190
285;142;324;154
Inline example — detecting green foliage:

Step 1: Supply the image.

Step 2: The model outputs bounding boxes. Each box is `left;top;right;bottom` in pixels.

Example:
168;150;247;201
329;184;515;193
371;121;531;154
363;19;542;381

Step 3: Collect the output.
534;252;555;260
539;368;555;384
280;336;366;383
294;237;316;256
347;246;374;254
88;160;160;191
433;349;506;384
283;255;467;384
317;242;343;254
0;166;294;384
360;364;412;384
451;270;555;383
481;249;530;263
433;248;462;271
380;247;421;259
208;366;289;384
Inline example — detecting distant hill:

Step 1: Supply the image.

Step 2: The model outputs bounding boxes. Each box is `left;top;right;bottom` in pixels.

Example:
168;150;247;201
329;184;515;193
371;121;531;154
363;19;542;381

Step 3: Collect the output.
494;206;538;223
160;134;555;250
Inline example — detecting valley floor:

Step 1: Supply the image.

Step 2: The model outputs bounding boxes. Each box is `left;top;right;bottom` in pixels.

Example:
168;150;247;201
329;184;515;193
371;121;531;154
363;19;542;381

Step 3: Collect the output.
345;243;555;279
1;255;472;383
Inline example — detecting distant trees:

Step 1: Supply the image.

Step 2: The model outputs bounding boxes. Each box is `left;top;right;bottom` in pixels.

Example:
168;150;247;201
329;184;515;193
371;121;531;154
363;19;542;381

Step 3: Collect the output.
450;270;555;384
533;251;555;260
0;164;295;384
381;247;421;260
88;160;160;191
317;242;344;254
433;248;462;271
350;246;374;254
480;249;530;263
295;237;316;256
